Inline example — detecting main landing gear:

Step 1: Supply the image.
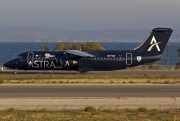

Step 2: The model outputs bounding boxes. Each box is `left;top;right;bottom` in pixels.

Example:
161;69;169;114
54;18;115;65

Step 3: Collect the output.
78;67;87;74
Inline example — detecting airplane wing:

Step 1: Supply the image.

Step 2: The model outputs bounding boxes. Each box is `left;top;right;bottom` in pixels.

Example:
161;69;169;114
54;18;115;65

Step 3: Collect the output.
65;50;95;57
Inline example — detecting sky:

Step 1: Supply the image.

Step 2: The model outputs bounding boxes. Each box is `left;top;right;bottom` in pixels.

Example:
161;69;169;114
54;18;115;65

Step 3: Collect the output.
0;0;179;30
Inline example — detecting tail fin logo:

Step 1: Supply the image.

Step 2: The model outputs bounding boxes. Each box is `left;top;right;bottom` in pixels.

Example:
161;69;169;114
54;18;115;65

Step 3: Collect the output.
147;36;161;51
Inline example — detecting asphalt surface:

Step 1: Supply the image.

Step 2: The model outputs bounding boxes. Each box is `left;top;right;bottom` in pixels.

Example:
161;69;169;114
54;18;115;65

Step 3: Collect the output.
0;84;180;98
0;70;180;76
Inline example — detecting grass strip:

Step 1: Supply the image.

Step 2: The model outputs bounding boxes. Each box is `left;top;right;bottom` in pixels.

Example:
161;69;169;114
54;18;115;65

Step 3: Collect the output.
0;108;180;121
0;74;180;84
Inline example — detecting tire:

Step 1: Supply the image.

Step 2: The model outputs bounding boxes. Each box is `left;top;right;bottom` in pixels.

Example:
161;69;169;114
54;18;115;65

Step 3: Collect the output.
78;67;87;74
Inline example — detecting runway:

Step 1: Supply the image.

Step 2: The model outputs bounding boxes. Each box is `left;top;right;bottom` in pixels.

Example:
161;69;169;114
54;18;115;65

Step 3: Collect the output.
1;70;180;76
0;84;180;98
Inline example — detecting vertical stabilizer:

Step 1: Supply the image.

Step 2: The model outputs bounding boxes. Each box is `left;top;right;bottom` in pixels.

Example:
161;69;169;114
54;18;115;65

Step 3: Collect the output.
133;28;173;55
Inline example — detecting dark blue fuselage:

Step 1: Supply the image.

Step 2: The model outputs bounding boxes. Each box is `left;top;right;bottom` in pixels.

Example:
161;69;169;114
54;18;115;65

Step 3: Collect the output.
3;50;161;72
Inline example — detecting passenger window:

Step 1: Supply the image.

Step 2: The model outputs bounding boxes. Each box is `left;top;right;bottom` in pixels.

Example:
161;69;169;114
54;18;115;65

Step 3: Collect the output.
17;56;23;59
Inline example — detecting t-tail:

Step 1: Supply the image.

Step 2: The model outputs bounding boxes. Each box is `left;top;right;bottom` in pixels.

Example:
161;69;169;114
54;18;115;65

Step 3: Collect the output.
133;28;173;55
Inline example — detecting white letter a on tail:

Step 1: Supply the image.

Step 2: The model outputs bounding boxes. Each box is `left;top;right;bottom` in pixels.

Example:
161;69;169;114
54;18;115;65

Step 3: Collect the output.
147;36;161;51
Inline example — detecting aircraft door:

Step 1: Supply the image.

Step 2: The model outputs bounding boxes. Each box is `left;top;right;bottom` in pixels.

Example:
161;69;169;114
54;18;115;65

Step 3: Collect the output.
126;53;132;65
27;52;34;65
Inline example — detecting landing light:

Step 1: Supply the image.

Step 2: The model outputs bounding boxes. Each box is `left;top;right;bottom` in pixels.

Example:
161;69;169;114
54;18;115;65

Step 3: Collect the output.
73;60;78;65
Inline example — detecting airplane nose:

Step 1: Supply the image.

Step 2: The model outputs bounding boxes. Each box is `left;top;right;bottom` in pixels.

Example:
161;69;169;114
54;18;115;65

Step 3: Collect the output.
3;61;11;68
3;60;16;69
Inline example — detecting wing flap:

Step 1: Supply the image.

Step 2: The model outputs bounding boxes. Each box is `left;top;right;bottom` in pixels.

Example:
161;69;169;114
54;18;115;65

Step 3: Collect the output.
65;50;94;57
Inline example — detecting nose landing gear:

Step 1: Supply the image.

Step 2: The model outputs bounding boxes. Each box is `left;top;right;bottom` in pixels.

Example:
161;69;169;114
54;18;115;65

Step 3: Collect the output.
14;66;17;74
14;70;17;74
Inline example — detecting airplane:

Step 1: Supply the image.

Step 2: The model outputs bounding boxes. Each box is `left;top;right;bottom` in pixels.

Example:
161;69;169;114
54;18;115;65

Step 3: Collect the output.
3;28;173;74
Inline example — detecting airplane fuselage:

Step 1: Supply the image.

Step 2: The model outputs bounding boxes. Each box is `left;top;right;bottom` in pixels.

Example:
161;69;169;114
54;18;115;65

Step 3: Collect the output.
5;50;161;72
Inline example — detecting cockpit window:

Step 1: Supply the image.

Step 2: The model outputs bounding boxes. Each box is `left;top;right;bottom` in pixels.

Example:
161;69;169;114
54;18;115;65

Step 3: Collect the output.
17;56;23;59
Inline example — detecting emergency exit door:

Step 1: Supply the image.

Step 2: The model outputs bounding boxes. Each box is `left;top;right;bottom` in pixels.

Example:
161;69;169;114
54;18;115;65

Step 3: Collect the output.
126;53;132;65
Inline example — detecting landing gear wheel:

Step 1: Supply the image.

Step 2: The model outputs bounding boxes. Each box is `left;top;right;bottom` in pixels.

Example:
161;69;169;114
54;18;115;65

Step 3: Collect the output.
78;67;87;74
79;71;86;74
14;71;17;74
